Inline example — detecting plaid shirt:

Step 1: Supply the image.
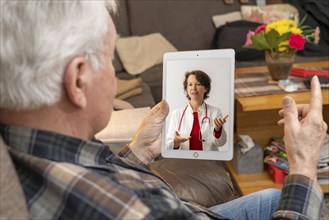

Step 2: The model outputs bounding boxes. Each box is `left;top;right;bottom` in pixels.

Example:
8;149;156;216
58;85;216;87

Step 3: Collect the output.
0;124;323;220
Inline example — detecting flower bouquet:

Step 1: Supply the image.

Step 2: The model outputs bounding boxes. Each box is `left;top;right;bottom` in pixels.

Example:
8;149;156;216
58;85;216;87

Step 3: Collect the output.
244;17;320;81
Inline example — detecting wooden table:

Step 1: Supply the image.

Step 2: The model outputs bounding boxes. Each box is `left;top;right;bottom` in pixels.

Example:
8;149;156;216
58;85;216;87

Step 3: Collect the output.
227;60;329;195
235;61;329;147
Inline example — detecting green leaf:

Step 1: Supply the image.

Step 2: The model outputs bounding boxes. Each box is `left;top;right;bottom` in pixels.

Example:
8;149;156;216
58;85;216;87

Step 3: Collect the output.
302;29;315;35
266;29;280;49
299;15;308;27
250;33;272;50
300;25;312;30
264;29;291;50
278;32;290;42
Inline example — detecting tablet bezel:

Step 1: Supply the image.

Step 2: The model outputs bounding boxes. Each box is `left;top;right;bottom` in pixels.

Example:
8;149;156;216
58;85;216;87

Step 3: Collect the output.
161;49;235;160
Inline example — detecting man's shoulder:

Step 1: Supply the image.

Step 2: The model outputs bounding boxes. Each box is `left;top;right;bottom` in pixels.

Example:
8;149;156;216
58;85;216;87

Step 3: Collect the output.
7;147;149;219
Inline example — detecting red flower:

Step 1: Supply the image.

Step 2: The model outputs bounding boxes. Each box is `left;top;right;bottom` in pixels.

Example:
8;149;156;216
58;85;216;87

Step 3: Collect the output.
255;24;266;34
289;34;306;50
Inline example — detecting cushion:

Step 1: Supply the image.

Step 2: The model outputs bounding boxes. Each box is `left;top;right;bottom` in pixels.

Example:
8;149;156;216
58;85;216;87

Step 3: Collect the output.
125;0;243;51
150;158;236;208
116;77;142;95
212;11;242;28
116;33;177;75
286;0;329;57
113;51;124;73
95;107;150;143
116;77;143;100
116;87;143;100
113;99;134;110
212;20;264;61
123;82;156;108
241;4;299;24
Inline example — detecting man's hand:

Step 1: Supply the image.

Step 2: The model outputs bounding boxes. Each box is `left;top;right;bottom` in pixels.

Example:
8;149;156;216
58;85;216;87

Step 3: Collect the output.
129;100;169;165
278;76;327;180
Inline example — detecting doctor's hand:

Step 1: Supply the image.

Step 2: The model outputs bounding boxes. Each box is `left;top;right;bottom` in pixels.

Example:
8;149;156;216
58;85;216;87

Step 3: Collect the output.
173;131;191;149
214;115;228;132
278;76;327;181
129;100;169;165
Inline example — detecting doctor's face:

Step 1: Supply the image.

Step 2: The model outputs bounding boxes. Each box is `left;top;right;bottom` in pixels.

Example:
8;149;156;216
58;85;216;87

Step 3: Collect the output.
186;74;207;101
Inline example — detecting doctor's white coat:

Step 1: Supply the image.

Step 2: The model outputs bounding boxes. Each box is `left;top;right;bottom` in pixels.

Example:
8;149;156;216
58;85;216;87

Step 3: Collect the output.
166;102;227;151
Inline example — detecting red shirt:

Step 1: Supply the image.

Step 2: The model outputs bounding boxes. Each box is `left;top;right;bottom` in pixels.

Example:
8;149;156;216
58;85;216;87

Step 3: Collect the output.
189;112;223;150
189;112;203;150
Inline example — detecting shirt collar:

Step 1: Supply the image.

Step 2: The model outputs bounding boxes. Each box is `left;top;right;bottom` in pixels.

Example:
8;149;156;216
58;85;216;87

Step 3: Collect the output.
0;123;113;167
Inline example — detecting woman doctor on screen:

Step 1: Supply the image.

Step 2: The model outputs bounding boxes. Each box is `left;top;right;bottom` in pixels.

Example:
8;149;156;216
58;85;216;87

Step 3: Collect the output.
166;70;228;151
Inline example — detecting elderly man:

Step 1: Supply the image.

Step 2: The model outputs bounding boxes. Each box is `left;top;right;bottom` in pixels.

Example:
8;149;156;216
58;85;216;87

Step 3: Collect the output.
0;1;326;219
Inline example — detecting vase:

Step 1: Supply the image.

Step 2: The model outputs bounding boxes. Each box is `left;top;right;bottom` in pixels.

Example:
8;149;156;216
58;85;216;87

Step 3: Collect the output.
265;50;296;81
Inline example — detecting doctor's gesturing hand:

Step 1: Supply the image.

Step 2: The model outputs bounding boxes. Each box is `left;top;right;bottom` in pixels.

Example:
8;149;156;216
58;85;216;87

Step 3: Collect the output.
214;115;229;132
173;131;191;149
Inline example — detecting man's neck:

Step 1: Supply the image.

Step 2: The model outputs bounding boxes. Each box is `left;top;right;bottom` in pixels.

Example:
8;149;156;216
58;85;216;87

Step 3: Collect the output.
0;104;91;140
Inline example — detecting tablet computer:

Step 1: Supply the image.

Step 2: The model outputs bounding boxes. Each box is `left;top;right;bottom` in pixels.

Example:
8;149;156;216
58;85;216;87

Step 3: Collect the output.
162;49;234;160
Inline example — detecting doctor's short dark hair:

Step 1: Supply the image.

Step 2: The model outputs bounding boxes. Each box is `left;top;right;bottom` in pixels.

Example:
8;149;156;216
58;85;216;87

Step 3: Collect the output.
183;70;211;100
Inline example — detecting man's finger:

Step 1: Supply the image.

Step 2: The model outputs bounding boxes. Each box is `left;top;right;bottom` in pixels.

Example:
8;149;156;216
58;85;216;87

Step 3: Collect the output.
282;96;299;129
296;104;309;116
279;104;309;118
277;118;284;126
148;100;169;118
309;76;323;113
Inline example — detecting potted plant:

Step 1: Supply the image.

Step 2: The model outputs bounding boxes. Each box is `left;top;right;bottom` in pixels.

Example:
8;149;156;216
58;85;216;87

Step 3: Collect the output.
244;17;320;81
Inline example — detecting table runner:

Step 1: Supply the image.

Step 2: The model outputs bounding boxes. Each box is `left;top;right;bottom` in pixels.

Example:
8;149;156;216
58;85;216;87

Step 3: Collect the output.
234;72;308;98
235;67;329;98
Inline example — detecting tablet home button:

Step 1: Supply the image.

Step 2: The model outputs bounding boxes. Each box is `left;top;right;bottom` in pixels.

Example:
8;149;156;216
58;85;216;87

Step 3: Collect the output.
193;152;199;158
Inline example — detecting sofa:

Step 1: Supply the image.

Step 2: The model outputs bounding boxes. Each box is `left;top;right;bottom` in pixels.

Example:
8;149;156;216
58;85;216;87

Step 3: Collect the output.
102;0;328;208
112;0;328;107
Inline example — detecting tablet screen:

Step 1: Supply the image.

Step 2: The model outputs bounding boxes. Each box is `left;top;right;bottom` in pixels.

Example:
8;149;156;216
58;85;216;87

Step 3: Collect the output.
162;49;234;160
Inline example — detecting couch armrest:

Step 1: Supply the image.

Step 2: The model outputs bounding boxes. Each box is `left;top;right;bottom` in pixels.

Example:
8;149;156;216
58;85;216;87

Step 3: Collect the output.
150;158;237;208
95;107;150;144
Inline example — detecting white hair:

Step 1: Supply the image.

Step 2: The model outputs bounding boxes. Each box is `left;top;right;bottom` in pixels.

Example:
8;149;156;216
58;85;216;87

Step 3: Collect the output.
0;0;117;110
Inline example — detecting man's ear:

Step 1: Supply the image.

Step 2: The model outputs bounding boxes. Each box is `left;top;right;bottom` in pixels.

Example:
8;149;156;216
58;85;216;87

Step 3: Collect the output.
64;56;91;108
